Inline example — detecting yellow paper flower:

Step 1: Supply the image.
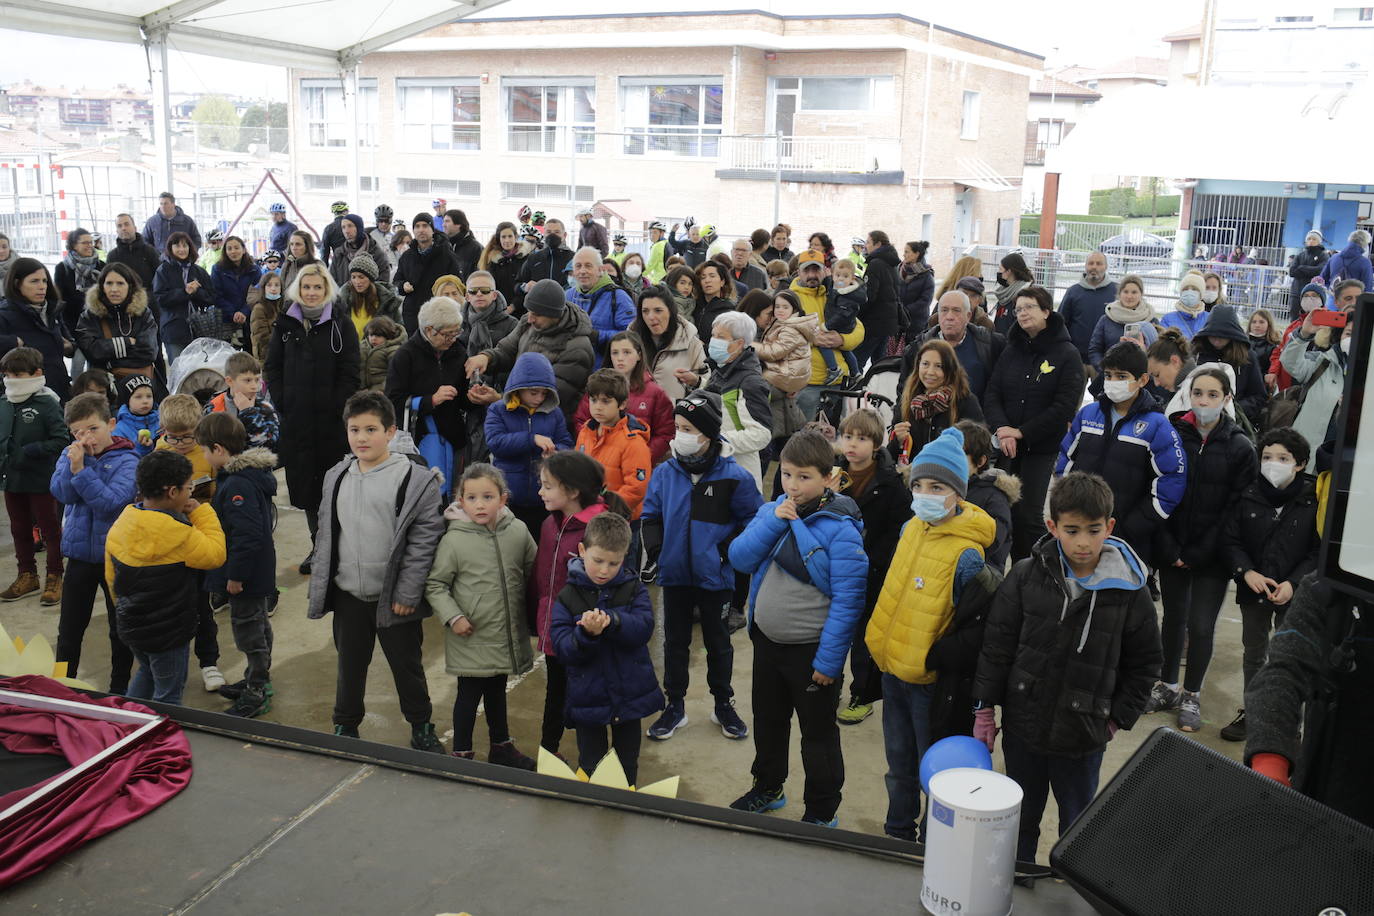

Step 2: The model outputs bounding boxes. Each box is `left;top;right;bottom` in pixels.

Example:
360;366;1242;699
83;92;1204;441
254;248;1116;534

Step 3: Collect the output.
0;622;96;690
536;746;680;798
1039;360;1055;374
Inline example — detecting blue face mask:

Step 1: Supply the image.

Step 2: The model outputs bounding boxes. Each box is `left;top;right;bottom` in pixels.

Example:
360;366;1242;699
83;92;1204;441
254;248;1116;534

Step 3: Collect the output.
1179;289;1201;308
708;338;733;365
910;492;952;523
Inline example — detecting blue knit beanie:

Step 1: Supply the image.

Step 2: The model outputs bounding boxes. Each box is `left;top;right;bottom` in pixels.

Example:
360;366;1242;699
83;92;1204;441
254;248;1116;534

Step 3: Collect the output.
910;427;969;498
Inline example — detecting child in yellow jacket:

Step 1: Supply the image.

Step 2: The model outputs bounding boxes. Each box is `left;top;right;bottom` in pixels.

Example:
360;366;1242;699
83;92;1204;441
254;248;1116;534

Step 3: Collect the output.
106;450;226;704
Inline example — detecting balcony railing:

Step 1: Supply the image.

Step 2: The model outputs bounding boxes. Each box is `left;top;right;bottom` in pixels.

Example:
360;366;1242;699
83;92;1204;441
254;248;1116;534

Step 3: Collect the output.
1025;138;1050;165
721;136;901;173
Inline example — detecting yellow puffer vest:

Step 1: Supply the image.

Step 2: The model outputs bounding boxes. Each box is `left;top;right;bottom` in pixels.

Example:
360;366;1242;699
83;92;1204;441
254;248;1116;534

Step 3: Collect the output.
866;501;995;685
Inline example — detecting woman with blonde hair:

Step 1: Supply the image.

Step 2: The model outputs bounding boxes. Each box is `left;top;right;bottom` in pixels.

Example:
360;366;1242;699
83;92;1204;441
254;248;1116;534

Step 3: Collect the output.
934;255;984;301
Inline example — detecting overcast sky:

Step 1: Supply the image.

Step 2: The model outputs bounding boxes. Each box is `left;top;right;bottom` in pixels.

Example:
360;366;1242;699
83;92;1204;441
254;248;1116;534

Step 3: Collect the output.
0;0;1203;101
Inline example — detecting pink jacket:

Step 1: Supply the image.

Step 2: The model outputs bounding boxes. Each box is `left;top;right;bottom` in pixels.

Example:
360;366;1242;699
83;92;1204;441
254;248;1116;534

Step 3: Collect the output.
531;501;610;656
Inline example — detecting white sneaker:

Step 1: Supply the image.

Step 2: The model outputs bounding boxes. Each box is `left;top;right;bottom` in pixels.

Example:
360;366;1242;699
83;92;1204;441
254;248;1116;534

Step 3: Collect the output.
201;666;226;692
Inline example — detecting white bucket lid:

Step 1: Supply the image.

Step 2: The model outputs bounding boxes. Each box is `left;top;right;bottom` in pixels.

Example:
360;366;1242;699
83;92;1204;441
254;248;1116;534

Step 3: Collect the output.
929;767;1023;814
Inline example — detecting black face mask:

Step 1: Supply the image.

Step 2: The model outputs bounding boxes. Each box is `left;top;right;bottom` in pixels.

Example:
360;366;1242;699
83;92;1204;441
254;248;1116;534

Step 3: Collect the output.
546;233;563;249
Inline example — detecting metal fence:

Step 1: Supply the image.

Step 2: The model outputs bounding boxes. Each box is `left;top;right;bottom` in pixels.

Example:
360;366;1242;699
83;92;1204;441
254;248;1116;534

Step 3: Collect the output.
952;244;1301;322
1019;220;1179;253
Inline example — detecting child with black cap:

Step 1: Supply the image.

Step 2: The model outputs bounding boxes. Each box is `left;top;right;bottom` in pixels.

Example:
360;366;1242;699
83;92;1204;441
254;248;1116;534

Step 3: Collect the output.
113;374;159;457
641;390;763;742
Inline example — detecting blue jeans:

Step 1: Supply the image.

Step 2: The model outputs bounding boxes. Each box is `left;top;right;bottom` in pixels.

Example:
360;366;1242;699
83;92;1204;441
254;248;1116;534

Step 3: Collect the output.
128;642;191;705
819;347;858;378
164;340;186;367
1001;729;1104;863
881;674;935;841
851;334;890;375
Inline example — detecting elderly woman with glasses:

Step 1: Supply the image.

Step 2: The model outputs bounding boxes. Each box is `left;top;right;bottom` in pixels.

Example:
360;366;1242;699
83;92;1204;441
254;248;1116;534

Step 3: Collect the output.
385;294;475;474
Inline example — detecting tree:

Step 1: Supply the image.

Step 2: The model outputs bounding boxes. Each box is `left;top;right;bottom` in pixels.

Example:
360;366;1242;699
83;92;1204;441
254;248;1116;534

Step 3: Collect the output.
236;102;288;154
191;95;240;150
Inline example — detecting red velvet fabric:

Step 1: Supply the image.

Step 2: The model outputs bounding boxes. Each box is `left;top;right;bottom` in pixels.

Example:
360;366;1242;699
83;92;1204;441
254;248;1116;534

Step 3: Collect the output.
0;675;192;888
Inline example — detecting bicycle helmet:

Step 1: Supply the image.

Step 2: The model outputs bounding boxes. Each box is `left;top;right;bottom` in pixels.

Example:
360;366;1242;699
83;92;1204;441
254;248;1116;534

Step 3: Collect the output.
374;204;393;220
575;206;594;219
612;234;627;245
207;228;224;242
647;220;666;232
432;198;447;209
683;215;696;230
520;225;542;242
330;200;348;215
531;210;546;227
263;248;283;262
851;236;866;248
269;202;286;213
517;205;533;222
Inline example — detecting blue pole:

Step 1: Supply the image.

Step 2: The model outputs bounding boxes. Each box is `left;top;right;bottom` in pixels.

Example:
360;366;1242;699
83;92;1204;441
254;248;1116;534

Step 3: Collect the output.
1313;182;1326;236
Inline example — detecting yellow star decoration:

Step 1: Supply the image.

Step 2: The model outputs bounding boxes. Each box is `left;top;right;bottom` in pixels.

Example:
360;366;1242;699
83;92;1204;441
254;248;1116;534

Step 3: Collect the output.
1039;360;1055;374
0;622;96;690
536;746;680;798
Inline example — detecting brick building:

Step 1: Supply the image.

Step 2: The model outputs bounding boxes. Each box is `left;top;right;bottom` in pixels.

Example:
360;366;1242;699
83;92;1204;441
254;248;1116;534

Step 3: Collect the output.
287;11;1039;268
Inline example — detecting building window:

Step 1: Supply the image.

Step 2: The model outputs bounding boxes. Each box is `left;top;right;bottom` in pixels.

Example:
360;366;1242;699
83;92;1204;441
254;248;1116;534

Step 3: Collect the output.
504;79;595;154
500;182;593;203
961;91;981;140
921;214;933;239
300;78;378;148
397;178;480;197
303;174;378;191
397;79;481;151
619;79;723;157
793;76;894;111
1333;7;1373;20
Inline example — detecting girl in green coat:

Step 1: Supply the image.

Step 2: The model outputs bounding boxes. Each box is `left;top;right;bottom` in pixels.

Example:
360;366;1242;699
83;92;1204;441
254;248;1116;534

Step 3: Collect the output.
425;463;539;769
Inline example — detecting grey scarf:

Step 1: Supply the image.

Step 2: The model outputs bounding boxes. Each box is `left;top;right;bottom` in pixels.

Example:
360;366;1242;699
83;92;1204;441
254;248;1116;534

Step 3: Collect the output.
299;303;326;323
462;295;509;353
64;250;102;293
1078;274;1112;291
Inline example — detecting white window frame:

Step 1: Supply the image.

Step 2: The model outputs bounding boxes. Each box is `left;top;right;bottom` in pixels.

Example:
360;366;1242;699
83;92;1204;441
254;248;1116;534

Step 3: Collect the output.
300;78;378;149
503;78;596;155
787;75;895;113
303;174;378;192
396;78;482;152
397;178;480;198
619;77;724;158
500;182;594;204
961;90;981;140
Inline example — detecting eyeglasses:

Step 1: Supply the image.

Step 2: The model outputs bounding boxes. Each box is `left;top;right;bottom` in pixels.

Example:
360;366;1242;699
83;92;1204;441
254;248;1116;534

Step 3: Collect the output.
162;433;196;445
428;327;461;341
1013;305;1042;316
467;287;493;296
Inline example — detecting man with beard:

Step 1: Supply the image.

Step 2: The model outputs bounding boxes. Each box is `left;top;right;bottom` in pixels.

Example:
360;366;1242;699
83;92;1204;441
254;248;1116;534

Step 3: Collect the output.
1058;251;1117;365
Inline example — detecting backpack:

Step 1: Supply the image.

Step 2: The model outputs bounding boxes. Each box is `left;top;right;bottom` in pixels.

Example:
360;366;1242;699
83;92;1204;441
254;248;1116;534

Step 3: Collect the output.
1262;359;1328;433
405;396;454;502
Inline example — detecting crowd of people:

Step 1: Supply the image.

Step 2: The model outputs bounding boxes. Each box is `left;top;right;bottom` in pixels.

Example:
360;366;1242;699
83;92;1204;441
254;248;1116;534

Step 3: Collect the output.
0;191;1370;851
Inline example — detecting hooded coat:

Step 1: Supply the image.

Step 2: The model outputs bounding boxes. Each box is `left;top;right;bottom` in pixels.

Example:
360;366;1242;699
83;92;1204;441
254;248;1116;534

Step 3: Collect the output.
264;299;361;511
49;435;138;565
549;559;664;728
513;238;573;314
0;298;72;402
393;234;463;334
754;310;817;394
484;245;529;306
575;412;652;518
1318;239;1374;291
639;317;704;403
141;205;202;253
703;347;774;493
340;277;402;335
566;274;636;365
425;506;538;678
983;310;1086;455
972;535;1162;758
205;447;278;598
1189;304;1269;426
446;229;483;280
484;353;574;507
1059;277;1118;362
897;261;935;332
151;255;215;350
329;216;392;289
572;371;674;464
1288;244;1329;318
1279;324;1348;455
75;286;160;379
247;284;285;360
481;305;597;426
1158;403;1258;571
361;320;405;391
532;502;611;656
860;242;901;340
1222;475;1319;605
105;235;161;291
211;257;263;323
965;468;1020;572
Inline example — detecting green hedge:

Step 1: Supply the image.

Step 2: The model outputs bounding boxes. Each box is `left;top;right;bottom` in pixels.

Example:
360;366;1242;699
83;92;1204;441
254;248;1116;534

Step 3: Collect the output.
1022;213;1122;230
1089;187;1181;218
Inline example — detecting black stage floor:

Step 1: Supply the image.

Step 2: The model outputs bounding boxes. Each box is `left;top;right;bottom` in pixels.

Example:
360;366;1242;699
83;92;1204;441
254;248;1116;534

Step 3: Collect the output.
4;708;1099;914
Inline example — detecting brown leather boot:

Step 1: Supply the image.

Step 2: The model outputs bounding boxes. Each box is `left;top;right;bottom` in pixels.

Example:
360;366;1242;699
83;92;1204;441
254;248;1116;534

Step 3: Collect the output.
40;573;62;607
0;571;39;601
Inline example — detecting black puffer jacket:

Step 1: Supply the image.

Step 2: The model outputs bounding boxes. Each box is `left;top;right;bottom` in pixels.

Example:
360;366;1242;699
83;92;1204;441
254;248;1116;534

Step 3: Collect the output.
1190;305;1268;427
393;235;463;334
888;392;984;460
1158;410;1258;571
983;310;1085;454
973;534;1162;757
513;241;573;314
1222;476;1319;604
926;565;1005;740
1287;245;1329;320
385;331;472;451
484;247;528;306
694;295;736;343
75;286;161;378
264;300;361;511
861;243;901;339
0;296;72;401
447;230;483;280
839;449;912;608
897;262;935;331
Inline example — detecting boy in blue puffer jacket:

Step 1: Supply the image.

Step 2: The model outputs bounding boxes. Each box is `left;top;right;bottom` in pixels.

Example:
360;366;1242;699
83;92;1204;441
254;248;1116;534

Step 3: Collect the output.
484;351;572;536
51;393;139;691
727;428;868;827
549;513;662;785
641;390;763;743
113;375;161;457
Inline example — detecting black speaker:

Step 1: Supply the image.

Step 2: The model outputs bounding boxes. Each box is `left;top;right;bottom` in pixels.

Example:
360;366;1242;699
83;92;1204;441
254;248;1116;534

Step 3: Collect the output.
1050;728;1374;916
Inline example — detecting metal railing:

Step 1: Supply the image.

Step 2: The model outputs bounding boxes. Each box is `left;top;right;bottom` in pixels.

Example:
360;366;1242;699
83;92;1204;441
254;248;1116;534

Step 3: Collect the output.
721;135;901;173
951;244;1302;321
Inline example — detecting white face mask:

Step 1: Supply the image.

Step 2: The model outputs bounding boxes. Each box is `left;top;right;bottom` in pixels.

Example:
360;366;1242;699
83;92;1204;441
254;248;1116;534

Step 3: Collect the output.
1103;379;1136;404
625;264;643;280
1193;403;1223;426
1260;460;1295;489
1201;289;1219;304
1340;337;1352;355
1302;296;1323;312
672;430;705;457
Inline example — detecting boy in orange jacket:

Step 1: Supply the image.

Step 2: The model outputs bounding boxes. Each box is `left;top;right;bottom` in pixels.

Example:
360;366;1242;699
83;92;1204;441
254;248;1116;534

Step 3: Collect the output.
576;369;652;519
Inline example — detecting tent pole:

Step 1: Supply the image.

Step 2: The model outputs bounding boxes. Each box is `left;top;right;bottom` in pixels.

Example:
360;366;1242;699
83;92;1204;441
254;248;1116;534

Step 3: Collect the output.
345;63;362;217
147;29;175;196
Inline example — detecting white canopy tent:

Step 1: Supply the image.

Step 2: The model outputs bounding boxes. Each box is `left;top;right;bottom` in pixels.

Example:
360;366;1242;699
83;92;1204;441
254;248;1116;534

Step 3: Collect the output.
1045;82;1374;186
1;0;511;199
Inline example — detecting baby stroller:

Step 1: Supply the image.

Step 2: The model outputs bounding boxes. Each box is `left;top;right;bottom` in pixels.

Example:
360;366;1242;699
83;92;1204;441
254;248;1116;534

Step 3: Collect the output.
168;338;236;402
811;355;901;434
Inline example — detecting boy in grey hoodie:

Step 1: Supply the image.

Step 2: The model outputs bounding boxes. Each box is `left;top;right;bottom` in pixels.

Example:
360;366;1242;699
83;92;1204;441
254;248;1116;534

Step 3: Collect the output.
307;390;446;752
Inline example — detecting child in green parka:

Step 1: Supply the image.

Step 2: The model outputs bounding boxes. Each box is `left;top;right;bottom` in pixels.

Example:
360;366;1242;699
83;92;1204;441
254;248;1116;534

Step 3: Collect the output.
424;462;539;770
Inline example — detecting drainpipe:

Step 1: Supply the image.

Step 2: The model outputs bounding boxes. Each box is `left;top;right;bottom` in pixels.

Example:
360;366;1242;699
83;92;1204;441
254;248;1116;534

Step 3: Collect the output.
917;20;933;197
